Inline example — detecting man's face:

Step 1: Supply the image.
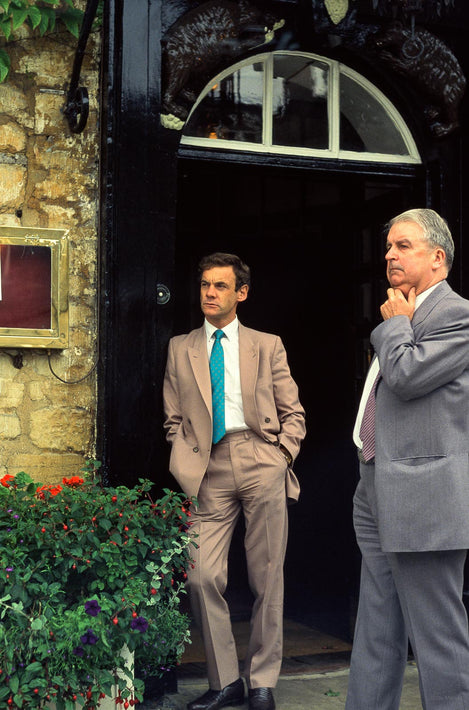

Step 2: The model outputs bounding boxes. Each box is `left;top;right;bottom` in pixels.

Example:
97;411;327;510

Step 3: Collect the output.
200;266;248;327
385;221;445;297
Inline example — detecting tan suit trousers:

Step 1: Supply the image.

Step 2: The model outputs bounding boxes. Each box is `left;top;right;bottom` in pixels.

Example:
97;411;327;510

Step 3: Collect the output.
186;429;289;690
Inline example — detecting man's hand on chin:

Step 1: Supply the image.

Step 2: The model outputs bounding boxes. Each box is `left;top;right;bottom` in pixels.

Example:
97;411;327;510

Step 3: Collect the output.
380;287;416;321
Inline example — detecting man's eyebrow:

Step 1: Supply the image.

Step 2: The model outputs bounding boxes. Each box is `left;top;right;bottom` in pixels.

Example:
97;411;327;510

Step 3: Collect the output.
386;238;413;248
201;279;229;286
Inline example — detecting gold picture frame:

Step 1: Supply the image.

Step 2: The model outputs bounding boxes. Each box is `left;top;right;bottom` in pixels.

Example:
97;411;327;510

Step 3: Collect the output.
0;226;69;349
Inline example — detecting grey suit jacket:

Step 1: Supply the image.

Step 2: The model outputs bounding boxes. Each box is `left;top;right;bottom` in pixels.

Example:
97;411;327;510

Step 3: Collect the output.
163;322;306;501
371;280;469;552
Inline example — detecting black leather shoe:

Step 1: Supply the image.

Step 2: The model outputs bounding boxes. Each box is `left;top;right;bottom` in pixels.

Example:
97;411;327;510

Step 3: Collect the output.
248;687;275;710
187;678;245;710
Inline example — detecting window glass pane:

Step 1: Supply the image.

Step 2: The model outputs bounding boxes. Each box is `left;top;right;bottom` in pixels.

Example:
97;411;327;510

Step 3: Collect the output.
184;63;263;142
272;55;329;149
340;73;408;155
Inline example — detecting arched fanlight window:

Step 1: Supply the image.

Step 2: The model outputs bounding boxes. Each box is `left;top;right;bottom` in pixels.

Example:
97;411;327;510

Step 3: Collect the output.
181;52;421;164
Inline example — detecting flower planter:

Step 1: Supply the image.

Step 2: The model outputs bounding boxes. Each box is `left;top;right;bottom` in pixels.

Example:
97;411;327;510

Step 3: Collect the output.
47;695;125;710
0;464;194;710
46;647;134;709
46;695;117;710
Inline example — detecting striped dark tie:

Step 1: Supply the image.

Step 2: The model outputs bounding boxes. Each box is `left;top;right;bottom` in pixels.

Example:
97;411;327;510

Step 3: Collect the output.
359;372;380;462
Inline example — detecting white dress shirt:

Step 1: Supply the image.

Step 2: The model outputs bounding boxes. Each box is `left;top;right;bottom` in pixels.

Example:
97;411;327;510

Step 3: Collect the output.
353;282;443;449
205;317;249;433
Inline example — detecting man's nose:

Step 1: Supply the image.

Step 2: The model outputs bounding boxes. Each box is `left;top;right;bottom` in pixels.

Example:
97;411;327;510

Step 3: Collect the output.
206;284;216;296
385;248;396;261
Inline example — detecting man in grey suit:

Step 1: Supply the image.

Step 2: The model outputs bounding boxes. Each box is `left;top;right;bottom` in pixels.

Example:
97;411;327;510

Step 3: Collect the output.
346;208;469;710
163;252;305;710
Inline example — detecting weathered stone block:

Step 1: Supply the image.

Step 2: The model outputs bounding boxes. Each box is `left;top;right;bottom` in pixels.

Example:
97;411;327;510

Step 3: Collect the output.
0;122;27;153
28;380;94;408
0;379;25;409
30;407;93;452
7;452;86;484
18;50;73;87
0;413;21;439
0;85;28;119
0;164;26;210
34;92;66;135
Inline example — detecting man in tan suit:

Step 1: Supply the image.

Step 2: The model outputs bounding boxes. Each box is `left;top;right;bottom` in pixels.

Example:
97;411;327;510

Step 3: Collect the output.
163;253;305;710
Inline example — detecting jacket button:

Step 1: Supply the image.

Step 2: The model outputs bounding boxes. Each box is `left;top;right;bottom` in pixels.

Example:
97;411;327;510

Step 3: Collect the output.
265;417;271;423
193;447;199;453
273;440;280;447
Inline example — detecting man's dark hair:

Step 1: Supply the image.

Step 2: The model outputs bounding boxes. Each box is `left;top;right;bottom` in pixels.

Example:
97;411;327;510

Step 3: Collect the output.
198;252;251;291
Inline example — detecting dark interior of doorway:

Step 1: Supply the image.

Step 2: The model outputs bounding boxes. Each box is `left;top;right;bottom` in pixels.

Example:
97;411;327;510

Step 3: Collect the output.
174;157;423;644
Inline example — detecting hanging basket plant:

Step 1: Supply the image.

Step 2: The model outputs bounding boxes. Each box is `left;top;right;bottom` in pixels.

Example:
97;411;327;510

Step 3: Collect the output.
0;461;195;709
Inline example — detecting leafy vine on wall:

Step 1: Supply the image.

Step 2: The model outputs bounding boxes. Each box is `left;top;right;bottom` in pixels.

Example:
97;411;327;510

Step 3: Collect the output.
0;0;93;82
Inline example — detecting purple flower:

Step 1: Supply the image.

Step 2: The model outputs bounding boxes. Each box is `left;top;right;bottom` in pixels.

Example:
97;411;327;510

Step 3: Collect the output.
80;629;98;645
73;646;85;657
130;616;149;633
84;600;101;617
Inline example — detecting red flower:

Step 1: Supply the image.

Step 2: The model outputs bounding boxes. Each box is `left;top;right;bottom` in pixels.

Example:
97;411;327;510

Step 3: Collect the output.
62;476;84;488
36;484;63;499
0;474;14;488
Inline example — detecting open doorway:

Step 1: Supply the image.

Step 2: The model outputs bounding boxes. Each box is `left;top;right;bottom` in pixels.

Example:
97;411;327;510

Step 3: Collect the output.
173;157;424;648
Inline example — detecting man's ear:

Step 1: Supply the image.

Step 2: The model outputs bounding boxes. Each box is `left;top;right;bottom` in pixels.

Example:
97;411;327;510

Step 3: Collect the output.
433;248;446;270
237;284;249;302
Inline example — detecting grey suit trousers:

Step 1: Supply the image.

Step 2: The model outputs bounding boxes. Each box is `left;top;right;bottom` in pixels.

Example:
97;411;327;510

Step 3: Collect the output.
346;462;469;710
186;429;289;691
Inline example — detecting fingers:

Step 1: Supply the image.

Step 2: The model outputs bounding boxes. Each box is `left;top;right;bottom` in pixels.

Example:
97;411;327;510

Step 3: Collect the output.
380;288;415;321
387;287;406;302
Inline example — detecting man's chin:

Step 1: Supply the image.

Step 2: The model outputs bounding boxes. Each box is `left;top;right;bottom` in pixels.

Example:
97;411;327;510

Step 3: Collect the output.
388;277;410;294
391;283;411;297
202;308;222;325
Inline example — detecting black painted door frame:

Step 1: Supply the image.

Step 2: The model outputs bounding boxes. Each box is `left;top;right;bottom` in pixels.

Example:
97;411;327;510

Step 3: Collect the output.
98;0;179;486
97;0;468;493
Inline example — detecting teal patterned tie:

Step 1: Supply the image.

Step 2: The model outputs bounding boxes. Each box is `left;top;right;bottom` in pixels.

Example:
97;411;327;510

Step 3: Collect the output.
210;329;226;444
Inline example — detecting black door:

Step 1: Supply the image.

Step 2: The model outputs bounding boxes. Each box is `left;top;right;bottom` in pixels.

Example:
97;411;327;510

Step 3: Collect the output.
173;158;424;638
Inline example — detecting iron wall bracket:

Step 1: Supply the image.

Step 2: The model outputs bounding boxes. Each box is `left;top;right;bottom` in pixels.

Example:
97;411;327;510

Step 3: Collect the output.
64;0;100;134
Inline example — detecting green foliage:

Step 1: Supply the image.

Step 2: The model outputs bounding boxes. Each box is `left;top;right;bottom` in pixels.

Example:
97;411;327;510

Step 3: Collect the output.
0;47;10;81
0;461;196;709
0;1;101;83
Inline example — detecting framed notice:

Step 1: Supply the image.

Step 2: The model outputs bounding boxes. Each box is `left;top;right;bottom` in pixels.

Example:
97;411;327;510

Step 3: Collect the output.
0;226;69;349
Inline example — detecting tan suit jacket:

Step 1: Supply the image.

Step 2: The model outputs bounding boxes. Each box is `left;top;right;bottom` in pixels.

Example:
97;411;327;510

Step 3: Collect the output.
163;322;306;500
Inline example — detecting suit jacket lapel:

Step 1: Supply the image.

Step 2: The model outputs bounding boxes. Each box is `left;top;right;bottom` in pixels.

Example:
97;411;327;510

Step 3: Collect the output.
412;280;451;328
188;322;262;421
239;323;259;423
188;326;212;414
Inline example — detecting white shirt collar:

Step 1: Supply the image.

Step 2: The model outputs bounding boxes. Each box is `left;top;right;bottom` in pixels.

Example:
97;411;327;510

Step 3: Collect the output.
204;316;239;340
414;280;444;310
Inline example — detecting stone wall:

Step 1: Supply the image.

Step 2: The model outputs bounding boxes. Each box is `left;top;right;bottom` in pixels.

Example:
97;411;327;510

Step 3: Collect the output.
0;19;100;483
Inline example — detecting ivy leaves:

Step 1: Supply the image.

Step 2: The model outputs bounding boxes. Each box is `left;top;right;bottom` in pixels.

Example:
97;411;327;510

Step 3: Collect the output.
0;0;88;83
0;47;9;81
